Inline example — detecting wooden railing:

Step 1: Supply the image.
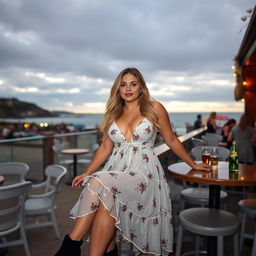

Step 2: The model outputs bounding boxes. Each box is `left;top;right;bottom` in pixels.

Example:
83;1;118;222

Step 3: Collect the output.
154;127;206;170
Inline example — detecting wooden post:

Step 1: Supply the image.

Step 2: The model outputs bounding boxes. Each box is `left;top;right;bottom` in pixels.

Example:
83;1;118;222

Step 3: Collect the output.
42;131;55;170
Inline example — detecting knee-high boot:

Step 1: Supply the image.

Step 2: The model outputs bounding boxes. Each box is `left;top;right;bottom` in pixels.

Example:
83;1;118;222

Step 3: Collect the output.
54;235;83;256
104;245;118;256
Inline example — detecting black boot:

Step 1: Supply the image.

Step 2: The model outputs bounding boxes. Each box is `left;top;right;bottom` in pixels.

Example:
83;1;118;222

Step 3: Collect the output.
55;235;83;256
104;245;118;256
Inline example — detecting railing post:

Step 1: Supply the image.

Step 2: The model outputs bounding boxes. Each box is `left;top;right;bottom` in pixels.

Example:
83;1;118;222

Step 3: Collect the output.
41;131;55;169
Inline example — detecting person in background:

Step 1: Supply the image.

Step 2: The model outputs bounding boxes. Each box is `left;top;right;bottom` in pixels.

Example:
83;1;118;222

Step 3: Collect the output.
193;114;204;130
206;111;219;133
221;119;237;142
228;113;255;165
54;67;210;256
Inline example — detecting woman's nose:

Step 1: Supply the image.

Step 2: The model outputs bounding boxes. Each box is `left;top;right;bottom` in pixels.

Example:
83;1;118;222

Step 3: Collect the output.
126;84;131;90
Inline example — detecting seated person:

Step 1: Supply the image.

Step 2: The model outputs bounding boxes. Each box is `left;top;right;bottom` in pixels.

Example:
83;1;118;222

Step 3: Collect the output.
193;114;204;130
228;114;255;165
221;119;236;142
206;112;219;134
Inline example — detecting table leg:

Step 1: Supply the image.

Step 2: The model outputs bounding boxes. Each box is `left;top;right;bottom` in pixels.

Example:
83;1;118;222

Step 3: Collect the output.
207;185;221;256
73;154;77;178
66;154;77;186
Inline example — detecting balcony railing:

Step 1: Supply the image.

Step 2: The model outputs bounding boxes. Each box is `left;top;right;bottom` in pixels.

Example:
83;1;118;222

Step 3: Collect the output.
0;127;206;182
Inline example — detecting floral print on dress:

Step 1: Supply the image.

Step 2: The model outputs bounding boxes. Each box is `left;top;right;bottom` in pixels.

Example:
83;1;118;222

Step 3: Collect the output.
133;134;140;141
136;182;147;194
137;203;144;212
144;126;151;135
90;202;99;211
110;129;117;135
109;172;118;178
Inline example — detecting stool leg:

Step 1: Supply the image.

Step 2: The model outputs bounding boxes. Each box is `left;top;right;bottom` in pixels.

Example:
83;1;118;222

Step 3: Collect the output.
195;236;202;256
233;233;239;256
175;225;183;256
217;236;223;256
252;227;256;256
181;200;185;210
239;213;246;251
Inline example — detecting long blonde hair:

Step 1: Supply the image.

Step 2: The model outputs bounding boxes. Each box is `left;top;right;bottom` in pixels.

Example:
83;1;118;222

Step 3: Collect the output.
100;67;159;140
207;112;216;122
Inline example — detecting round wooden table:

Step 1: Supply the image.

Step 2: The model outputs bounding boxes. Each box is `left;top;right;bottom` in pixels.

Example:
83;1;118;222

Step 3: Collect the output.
0;175;4;185
168;161;256;256
61;148;90;185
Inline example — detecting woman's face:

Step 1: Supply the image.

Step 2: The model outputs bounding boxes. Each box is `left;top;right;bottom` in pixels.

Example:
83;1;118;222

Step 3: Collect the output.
119;73;141;102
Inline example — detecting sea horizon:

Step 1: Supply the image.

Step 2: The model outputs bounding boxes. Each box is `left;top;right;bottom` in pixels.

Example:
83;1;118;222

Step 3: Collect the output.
0;111;243;136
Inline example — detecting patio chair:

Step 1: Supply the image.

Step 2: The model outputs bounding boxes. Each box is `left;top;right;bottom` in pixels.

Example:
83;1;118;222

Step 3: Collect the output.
202;134;223;146
0;162;29;185
77;143;99;167
52;143;74;167
0;181;32;256
24;165;67;238
191;137;205;148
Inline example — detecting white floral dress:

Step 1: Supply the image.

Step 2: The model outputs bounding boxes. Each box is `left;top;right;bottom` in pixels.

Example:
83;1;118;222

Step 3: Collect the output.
70;118;173;255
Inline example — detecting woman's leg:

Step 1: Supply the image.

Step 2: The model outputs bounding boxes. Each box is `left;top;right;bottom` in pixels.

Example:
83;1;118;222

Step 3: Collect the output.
69;211;97;240
55;212;97;256
106;234;116;252
88;202;116;256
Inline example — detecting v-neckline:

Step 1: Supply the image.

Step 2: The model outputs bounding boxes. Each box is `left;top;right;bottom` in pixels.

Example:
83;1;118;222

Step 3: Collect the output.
114;117;146;142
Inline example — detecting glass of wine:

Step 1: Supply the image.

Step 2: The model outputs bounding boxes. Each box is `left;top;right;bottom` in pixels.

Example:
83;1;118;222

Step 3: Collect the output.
201;147;211;164
211;147;219;170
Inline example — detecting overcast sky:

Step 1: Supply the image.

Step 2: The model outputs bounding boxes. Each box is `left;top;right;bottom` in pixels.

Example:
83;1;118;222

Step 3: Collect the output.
0;0;254;113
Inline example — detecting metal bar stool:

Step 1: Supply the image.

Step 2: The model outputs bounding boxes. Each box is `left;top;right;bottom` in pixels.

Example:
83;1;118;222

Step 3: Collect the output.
175;208;240;256
181;187;228;209
238;198;256;256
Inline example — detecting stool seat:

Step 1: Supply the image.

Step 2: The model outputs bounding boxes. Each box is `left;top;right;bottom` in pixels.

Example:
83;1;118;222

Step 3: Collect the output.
180;208;240;236
181;187;228;206
176;208;240;256
238;199;256;217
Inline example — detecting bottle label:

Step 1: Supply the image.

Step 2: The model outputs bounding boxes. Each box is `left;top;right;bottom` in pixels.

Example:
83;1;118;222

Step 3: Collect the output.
230;151;238;158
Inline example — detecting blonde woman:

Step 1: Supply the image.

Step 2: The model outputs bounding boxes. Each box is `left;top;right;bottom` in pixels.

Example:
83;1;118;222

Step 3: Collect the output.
206;111;219;133
55;68;210;256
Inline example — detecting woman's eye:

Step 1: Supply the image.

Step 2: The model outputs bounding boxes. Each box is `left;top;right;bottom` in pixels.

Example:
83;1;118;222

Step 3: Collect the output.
120;83;126;87
131;82;137;87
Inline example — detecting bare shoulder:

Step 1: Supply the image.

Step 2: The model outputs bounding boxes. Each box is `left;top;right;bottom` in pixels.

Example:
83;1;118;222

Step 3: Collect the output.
152;101;168;116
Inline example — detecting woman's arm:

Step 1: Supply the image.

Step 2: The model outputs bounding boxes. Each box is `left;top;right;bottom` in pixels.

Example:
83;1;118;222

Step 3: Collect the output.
72;136;114;188
153;101;210;171
223;125;229;138
211;119;219;130
227;130;234;142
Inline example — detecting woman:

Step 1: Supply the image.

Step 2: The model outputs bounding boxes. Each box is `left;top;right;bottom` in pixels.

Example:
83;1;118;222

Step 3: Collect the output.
221;118;237;142
55;68;210;256
206;111;219;133
228;113;255;164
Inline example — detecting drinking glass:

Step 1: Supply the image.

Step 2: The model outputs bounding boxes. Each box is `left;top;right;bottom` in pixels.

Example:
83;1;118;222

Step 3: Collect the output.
201;147;211;164
211;147;219;170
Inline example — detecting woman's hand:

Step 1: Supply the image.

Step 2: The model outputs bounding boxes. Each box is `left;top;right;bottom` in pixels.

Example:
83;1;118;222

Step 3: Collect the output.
72;173;88;188
192;163;212;172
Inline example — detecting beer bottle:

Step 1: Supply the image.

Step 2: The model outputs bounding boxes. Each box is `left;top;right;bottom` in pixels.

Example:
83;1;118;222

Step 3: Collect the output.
229;141;239;172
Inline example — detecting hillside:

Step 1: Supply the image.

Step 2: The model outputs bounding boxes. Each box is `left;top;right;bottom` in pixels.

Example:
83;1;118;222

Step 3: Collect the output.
0;98;57;118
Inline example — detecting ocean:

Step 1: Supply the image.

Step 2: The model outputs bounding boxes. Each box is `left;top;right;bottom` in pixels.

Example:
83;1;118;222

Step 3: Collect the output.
0;112;243;136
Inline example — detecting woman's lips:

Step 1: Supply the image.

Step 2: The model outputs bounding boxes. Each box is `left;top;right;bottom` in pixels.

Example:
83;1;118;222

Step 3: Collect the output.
125;93;133;97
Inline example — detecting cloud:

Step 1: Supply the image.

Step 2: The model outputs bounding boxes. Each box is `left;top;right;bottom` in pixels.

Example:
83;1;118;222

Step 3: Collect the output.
0;0;253;113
